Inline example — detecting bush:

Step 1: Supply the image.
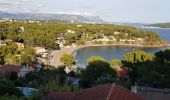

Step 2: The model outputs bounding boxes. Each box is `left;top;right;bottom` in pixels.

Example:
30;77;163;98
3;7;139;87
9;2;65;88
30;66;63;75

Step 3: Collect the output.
0;79;22;96
10;72;18;81
95;41;103;44
76;40;85;46
107;41;114;44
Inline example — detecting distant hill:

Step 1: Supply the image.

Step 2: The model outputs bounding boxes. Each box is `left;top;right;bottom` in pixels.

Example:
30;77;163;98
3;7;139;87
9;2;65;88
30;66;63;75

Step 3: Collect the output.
148;23;170;28
0;11;105;23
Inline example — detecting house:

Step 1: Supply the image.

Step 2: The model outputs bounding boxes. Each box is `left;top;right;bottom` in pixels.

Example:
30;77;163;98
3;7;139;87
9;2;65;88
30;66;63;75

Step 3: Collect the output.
33;47;49;58
114;31;121;35
16;42;24;50
18;25;25;33
67;30;75;34
0;64;22;78
44;84;143;100
131;86;170;100
120;39;127;42
34;47;47;54
128;39;135;43
0;40;7;46
95;36;110;42
0;64;36;79
18;65;35;78
77;25;83;27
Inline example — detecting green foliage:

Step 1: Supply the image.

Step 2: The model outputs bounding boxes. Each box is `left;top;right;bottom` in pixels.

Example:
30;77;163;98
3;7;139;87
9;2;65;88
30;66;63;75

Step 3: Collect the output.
19;47;36;65
0;22;163;49
0;79;22;96
0;45;36;65
80;60;116;88
76;40;85;45
40;78;72;93
155;49;170;63
107;41;114;44
95;41;103;44
60;54;75;68
123;51;155;63
149;23;170;28
87;56;105;64
10;72;18;81
0;46;18;64
0;96;20;100
25;67;67;88
110;59;122;67
122;49;170;88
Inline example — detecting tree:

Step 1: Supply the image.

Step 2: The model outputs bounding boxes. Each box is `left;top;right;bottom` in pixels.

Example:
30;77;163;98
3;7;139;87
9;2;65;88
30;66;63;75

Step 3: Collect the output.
123;51;155;63
110;59;122;67
4;54;20;64
122;51;155;85
0;46;18;64
20;53;32;65
87;56;105;64
19;47;36;65
155;49;170;63
10;71;18;81
0;79;22;96
80;60;116;88
60;54;75;68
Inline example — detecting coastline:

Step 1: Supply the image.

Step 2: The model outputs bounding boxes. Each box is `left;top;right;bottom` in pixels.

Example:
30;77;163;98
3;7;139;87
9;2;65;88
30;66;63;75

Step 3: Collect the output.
49;43;168;68
141;26;170;29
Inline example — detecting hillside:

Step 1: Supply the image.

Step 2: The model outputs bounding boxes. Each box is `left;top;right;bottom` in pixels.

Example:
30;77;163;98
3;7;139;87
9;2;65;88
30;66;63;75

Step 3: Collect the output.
0;11;105;23
0;22;166;49
149;23;170;28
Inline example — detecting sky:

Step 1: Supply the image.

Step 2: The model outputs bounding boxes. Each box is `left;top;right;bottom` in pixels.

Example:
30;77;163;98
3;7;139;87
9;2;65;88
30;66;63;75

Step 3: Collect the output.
0;0;170;23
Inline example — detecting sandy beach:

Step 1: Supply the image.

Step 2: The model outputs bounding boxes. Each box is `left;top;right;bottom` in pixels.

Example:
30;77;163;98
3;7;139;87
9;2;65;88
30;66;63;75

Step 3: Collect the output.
49;43;168;68
49;46;86;67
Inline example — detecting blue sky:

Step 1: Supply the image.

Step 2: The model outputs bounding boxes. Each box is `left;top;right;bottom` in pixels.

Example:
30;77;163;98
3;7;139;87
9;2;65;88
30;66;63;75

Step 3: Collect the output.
0;0;170;23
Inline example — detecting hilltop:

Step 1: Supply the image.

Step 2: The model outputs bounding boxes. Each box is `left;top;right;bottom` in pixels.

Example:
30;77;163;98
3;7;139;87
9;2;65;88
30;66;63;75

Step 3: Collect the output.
148;23;170;28
0;11;105;23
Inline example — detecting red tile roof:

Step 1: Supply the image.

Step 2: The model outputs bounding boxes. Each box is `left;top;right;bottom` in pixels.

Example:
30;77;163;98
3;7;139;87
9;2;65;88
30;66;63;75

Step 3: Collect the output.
45;84;144;100
116;67;128;78
0;64;22;77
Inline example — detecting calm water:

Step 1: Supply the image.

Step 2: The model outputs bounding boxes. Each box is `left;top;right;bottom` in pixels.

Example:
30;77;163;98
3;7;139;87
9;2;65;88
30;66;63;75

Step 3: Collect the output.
140;27;170;43
75;28;170;66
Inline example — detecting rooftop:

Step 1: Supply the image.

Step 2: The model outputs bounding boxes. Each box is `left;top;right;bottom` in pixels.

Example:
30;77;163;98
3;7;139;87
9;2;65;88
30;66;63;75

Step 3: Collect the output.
44;84;143;100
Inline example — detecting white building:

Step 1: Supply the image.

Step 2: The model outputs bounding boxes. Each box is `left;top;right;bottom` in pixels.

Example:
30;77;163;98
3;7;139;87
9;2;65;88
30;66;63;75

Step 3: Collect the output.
0;40;7;46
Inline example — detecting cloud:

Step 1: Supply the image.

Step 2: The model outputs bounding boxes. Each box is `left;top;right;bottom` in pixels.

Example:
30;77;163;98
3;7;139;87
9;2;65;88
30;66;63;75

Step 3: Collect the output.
56;11;94;16
0;0;33;13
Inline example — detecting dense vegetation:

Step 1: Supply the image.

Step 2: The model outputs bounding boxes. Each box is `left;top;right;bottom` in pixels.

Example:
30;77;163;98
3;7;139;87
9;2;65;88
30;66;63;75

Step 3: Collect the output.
0;46;36;65
149;23;170;28
1;49;170;99
0;22;163;49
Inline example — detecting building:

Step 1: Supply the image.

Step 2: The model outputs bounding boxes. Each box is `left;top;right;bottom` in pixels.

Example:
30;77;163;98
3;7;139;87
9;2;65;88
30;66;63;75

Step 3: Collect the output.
44;84;143;100
0;64;22;78
131;86;170;100
0;40;7;46
33;47;47;54
0;64;36;79
18;65;35;78
16;42;24;50
18;25;25;33
67;30;75;34
77;25;83;27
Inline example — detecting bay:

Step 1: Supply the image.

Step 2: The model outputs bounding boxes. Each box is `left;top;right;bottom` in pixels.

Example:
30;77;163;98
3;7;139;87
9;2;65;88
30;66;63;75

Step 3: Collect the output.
75;28;170;66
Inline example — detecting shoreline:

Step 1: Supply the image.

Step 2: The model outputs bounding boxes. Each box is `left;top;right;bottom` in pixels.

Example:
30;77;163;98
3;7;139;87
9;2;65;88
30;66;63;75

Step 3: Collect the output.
49;43;168;68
